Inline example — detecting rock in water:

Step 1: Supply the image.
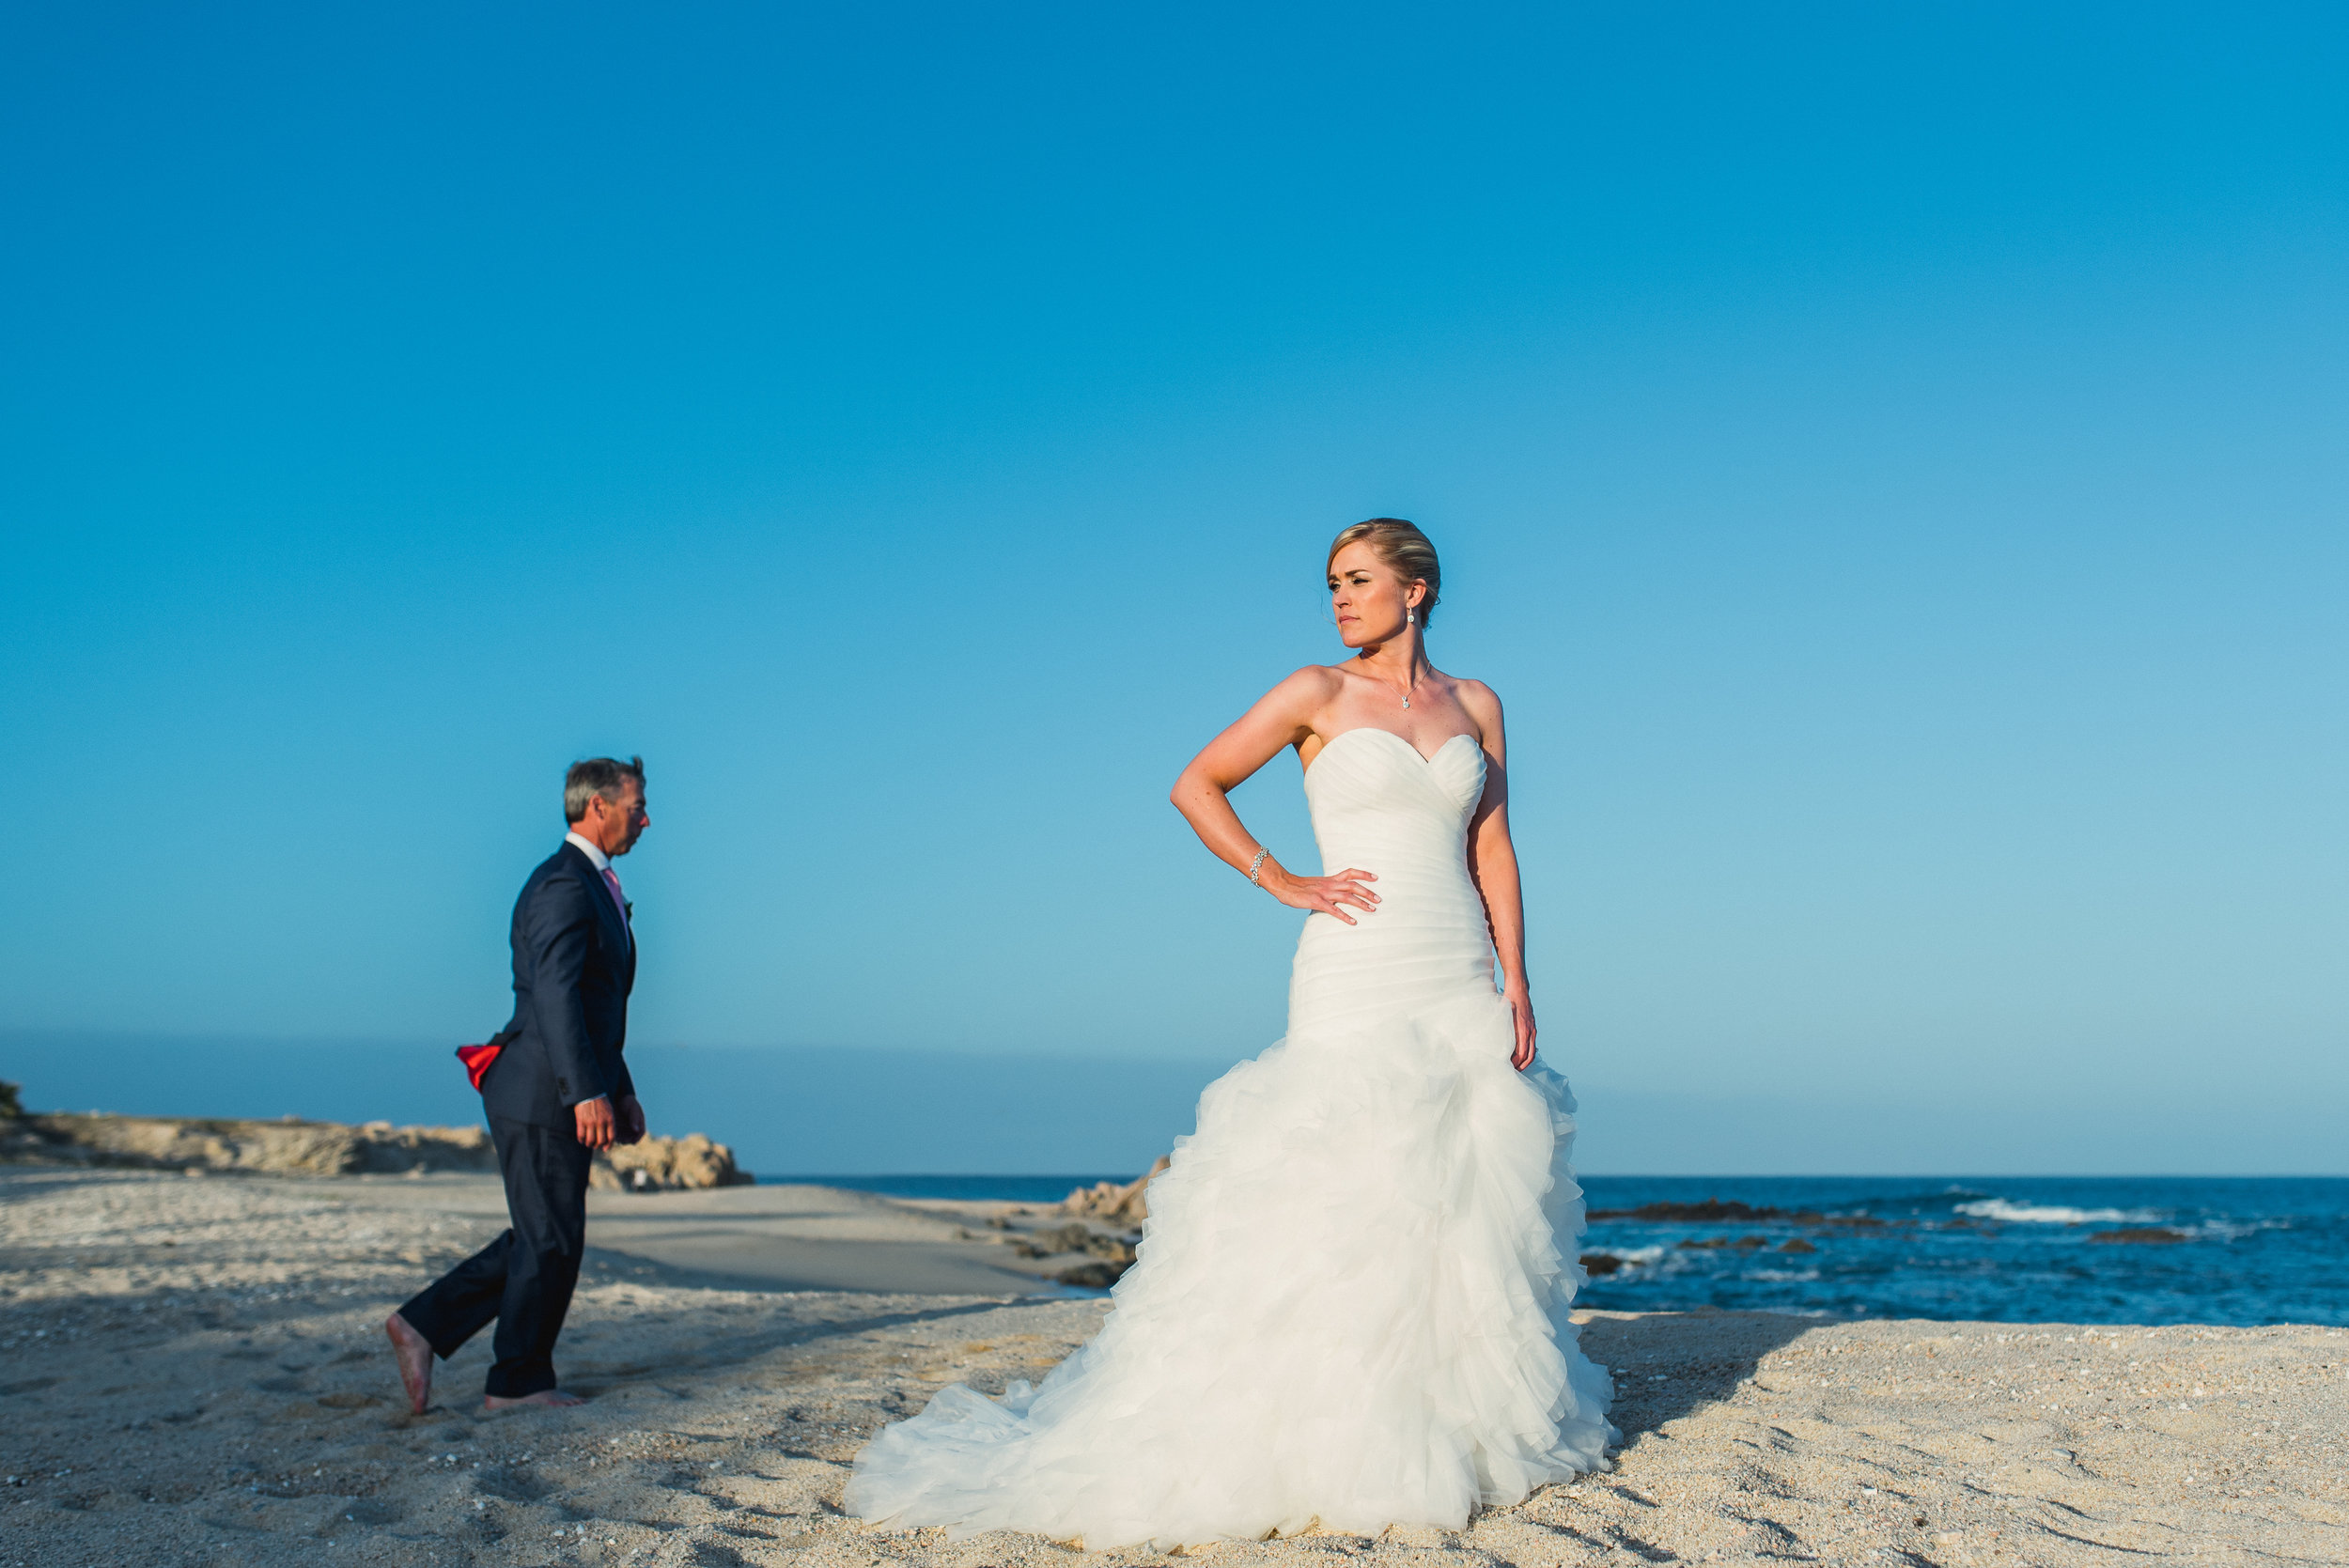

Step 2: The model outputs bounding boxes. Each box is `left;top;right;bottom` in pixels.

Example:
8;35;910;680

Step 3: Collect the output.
2090;1226;2188;1244
1588;1197;1791;1222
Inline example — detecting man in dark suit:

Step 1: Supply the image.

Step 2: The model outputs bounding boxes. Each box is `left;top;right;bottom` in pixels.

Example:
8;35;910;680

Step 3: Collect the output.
386;756;651;1411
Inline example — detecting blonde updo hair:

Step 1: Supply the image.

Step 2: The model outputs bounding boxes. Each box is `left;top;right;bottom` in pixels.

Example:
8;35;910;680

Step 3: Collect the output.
1327;518;1441;627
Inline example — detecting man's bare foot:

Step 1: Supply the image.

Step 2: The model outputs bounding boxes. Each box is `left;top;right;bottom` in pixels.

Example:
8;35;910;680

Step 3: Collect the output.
483;1389;589;1410
384;1312;434;1415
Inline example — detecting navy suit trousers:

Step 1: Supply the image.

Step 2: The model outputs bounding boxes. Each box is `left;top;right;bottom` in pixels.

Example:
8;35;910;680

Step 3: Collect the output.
398;1117;593;1398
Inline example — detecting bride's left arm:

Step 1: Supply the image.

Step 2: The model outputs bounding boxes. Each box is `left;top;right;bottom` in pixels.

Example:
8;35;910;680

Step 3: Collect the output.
1461;684;1536;1071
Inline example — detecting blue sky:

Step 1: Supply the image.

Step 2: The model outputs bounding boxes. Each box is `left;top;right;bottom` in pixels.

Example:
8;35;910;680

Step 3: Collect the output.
5;4;2344;1171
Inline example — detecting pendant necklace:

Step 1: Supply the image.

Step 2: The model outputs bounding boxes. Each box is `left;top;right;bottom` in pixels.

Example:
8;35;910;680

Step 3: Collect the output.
1365;654;1415;707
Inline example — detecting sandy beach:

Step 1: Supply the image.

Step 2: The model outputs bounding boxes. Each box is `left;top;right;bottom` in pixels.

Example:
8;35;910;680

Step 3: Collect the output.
2;1167;2341;1568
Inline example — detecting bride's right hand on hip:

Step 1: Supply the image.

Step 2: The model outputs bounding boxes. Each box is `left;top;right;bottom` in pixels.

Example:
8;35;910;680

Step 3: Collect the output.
1266;867;1379;924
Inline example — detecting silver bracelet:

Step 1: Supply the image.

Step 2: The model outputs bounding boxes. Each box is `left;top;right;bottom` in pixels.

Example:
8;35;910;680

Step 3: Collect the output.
1246;848;1269;886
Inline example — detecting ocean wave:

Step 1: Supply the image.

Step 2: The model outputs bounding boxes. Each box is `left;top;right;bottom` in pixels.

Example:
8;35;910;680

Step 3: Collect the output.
1955;1199;2166;1225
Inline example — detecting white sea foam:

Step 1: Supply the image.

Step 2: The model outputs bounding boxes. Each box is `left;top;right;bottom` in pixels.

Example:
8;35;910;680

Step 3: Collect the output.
1588;1245;1668;1272
1954;1199;2166;1225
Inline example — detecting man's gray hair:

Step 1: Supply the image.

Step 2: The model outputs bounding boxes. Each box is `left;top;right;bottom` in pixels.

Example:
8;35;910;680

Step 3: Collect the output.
564;756;646;823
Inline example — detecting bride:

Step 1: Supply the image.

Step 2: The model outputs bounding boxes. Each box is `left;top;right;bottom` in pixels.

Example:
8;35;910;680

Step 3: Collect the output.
848;519;1616;1547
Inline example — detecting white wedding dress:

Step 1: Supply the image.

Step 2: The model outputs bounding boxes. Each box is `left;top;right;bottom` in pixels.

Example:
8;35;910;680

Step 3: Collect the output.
848;728;1617;1547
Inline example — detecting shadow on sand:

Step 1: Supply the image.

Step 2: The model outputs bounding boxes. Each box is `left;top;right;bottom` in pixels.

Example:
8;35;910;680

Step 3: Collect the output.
1579;1308;1817;1445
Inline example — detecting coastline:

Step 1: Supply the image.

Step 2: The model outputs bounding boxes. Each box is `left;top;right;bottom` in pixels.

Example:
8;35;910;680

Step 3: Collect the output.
3;1166;2342;1566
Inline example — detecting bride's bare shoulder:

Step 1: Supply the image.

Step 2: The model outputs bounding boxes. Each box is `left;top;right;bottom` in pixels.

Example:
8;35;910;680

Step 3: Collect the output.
1451;676;1505;729
1266;664;1350;705
1226;665;1349;737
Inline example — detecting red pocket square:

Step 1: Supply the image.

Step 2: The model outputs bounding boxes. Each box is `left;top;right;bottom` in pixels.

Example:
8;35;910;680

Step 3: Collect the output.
456;1041;504;1091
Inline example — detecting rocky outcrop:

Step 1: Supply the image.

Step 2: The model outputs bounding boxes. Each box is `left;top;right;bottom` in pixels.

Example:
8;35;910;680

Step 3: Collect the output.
2090;1227;2187;1245
0;1111;496;1175
1043;1157;1173;1287
1062;1156;1170;1224
592;1132;754;1191
1053;1259;1127;1288
1006;1218;1143;1287
0;1104;752;1189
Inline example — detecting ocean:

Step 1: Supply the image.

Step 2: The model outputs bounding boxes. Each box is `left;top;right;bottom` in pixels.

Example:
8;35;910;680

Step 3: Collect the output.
771;1172;2349;1327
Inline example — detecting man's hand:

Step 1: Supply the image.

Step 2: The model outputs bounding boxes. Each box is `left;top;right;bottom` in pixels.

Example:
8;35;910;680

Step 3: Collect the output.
573;1094;617;1151
615;1094;646;1145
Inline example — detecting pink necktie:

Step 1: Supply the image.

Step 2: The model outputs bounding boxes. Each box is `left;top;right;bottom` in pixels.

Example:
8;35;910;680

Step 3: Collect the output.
600;867;630;939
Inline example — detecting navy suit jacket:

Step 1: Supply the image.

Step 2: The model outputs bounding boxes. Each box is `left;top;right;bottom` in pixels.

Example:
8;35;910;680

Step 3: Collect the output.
480;841;637;1129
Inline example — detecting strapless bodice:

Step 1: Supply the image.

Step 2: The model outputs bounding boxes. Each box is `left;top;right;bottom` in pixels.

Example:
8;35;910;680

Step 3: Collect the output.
1291;728;1496;1028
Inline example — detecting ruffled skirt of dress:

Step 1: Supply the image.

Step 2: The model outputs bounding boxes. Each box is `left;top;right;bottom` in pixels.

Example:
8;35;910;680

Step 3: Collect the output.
845;986;1618;1548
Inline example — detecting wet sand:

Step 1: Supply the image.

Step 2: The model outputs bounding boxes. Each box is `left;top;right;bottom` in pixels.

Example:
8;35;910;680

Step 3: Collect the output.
3;1167;2342;1567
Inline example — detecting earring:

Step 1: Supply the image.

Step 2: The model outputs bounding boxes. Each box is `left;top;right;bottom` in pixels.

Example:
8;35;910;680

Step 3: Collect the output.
1407;609;1415;627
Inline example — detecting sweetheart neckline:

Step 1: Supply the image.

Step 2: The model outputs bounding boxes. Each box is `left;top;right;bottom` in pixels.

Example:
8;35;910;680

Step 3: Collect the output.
1304;727;1481;774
